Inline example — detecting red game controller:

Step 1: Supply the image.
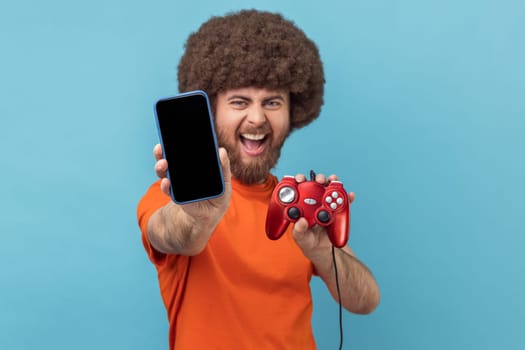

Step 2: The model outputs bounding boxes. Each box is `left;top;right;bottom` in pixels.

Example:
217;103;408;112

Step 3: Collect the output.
265;174;350;248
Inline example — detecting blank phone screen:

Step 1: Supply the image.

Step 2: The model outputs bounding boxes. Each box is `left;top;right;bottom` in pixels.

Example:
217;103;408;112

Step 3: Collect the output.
155;91;224;203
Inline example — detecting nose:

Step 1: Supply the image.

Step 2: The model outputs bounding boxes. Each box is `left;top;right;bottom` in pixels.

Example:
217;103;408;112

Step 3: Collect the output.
245;105;267;127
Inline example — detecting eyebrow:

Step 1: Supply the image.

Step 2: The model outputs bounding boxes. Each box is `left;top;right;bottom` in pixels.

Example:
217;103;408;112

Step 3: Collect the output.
226;94;286;102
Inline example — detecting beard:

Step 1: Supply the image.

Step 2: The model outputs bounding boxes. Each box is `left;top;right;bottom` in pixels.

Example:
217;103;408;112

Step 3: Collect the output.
216;125;289;184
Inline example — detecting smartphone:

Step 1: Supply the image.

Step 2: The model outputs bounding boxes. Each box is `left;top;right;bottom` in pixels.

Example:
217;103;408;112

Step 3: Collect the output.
154;90;224;204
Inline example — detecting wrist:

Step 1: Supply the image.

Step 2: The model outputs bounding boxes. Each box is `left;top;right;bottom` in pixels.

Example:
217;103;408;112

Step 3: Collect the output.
305;245;334;270
158;203;213;253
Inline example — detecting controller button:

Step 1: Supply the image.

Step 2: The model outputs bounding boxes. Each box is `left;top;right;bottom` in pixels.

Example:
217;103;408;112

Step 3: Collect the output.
317;210;330;223
332;191;339;199
330;203;338;210
336;198;344;205
279;186;296;203
325;196;333;203
288;207;301;220
304;198;317;205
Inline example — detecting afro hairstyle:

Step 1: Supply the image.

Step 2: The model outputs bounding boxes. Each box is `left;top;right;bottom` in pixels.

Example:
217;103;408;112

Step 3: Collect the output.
177;9;325;130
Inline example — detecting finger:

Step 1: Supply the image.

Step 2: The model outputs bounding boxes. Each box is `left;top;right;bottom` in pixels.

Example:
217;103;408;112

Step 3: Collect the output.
315;173;327;185
295;174;306;183
160;177;171;196
348;191;356;204
327;174;338;182
155;159;168;178
153;144;163;161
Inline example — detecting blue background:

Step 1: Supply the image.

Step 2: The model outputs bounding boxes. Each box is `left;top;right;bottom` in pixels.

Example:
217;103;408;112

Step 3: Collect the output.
1;0;524;349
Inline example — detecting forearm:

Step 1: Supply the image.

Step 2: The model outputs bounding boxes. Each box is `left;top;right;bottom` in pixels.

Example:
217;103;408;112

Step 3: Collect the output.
312;246;380;314
146;202;219;256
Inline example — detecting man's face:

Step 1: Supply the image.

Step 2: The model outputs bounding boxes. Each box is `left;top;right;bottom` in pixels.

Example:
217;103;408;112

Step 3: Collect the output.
214;87;291;184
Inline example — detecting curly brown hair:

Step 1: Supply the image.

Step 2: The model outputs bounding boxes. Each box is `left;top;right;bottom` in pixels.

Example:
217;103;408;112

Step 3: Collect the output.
177;9;325;130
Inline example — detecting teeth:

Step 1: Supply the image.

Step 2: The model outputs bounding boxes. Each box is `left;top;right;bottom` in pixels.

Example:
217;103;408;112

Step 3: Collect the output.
242;133;266;141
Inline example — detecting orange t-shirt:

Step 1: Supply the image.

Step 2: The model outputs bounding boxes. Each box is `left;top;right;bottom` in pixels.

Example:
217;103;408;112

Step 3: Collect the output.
137;176;316;349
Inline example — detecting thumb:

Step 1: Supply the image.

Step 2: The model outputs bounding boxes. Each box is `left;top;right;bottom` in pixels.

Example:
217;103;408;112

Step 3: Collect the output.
218;147;231;184
292;218;309;242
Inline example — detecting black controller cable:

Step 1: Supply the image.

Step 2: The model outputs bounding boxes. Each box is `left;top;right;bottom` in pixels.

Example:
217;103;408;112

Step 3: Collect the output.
310;170;344;350
332;245;344;350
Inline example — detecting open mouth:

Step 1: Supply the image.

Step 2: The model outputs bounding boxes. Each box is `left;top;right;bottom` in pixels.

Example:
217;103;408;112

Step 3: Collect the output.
240;133;269;157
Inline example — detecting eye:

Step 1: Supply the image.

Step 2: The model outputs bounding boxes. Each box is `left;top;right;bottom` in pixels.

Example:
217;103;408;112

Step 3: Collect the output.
264;100;282;109
230;99;248;108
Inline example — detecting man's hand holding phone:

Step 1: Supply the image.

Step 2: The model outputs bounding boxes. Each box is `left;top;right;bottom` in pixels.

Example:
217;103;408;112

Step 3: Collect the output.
148;91;232;256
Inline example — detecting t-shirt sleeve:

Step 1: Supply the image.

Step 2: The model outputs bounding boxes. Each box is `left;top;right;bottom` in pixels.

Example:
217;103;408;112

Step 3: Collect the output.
136;179;172;266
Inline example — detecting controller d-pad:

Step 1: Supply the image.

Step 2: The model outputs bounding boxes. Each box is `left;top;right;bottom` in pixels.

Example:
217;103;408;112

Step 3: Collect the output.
287;207;301;220
317;210;330;223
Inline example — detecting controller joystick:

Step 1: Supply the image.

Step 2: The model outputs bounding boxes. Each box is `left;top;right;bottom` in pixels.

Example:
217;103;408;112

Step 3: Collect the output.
265;174;351;248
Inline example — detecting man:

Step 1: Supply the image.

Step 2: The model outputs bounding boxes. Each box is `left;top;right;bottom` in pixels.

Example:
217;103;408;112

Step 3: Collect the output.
137;9;380;349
